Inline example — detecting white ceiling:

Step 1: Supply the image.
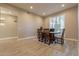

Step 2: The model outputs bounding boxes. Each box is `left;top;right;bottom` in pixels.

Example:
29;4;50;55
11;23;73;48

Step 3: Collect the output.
10;3;77;17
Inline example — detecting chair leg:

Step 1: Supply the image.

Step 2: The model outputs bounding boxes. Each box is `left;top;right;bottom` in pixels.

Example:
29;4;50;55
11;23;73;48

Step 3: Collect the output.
38;39;40;41
38;37;40;41
47;39;51;45
61;39;64;45
54;38;58;44
41;39;43;42
48;41;50;45
43;36;47;43
51;39;54;44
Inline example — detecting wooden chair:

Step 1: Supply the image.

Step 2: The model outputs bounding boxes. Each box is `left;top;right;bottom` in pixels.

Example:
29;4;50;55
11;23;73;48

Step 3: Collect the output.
37;29;42;41
54;29;65;45
50;29;55;32
41;28;56;45
42;29;49;43
43;29;54;45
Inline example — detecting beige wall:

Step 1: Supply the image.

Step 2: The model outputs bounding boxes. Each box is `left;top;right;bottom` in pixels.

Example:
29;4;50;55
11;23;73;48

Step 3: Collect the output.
0;14;17;38
78;4;79;40
0;4;78;40
18;11;43;38
0;4;43;39
43;7;78;39
0;4;18;38
78;3;79;55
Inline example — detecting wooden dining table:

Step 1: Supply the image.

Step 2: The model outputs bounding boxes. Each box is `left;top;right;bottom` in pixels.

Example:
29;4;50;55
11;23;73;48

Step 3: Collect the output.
49;31;61;44
41;30;61;45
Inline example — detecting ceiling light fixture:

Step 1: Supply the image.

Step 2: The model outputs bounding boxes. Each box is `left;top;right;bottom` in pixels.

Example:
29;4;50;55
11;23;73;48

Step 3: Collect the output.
0;18;5;20
0;23;5;26
43;12;46;15
61;4;65;7
30;6;33;9
0;17;5;26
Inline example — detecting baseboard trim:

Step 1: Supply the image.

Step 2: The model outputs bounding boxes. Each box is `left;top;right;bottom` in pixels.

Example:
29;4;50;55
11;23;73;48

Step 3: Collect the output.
0;36;18;40
18;36;37;40
64;38;78;41
0;36;78;42
18;36;78;41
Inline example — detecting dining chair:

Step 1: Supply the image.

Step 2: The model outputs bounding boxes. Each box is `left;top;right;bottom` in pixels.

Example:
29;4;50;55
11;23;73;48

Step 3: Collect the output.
43;29;55;45
37;29;42;41
42;28;56;45
42;29;49;43
54;29;65;45
50;29;55;32
49;29;55;44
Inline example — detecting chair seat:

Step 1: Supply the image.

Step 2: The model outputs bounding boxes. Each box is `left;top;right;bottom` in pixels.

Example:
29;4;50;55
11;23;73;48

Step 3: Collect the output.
54;29;65;45
55;37;63;39
54;34;62;38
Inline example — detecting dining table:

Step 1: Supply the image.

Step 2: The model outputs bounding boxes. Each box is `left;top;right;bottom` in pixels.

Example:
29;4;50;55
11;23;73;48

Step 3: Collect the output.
40;30;61;45
48;31;61;45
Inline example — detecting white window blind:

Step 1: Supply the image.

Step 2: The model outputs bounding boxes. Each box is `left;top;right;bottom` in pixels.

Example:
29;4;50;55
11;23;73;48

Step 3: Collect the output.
49;15;65;32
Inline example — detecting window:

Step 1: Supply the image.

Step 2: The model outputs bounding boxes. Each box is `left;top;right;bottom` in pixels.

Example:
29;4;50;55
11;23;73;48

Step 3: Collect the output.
49;15;65;32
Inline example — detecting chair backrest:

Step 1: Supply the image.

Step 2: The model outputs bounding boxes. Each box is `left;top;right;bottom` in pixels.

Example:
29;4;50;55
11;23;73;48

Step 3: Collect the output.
55;29;65;38
37;28;43;39
37;29;40;33
43;29;49;35
50;29;55;32
61;29;65;38
44;28;49;30
44;29;49;32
